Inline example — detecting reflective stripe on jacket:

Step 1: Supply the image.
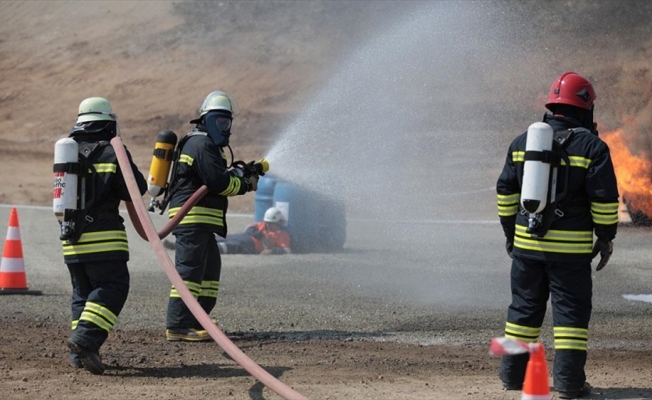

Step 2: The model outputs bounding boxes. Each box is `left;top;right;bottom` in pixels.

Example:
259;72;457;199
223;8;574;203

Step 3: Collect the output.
496;114;619;259
168;130;249;236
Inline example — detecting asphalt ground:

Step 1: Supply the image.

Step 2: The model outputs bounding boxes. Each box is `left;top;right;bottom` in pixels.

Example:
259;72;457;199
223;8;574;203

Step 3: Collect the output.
1;204;650;350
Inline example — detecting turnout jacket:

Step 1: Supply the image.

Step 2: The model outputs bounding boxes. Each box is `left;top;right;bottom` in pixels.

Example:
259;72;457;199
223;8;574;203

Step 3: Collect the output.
496;114;619;260
62;125;147;263
244;222;292;254
167;129;250;237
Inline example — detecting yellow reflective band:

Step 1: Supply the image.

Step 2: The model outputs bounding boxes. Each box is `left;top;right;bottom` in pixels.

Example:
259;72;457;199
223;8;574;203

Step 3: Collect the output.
219;176;242;196
514;237;593;253
179;154;194;166
554;326;588;339
92;163;117;173
592;213;619;225
558;156;591;169
497;193;520;217
71;320;78;330
505;333;538;343
85;301;118;325
497;193;520;204
168;206;224;227
79;301;118;333
170;281;201;298
80;311;112;332
505;322;540;341
62;230;129;256
63;242;129;256
498;205;519;217
591;202;619;213
554;339;588;351
567;156;591;169
512;151;525;162
515;225;593;241
201;280;219;290
199;280;220;298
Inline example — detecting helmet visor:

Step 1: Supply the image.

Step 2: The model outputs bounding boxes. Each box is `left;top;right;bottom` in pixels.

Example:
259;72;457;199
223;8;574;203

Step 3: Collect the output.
77;110;118;123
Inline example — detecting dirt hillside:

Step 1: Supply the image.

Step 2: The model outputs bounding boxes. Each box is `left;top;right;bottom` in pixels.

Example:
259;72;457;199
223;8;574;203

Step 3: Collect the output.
2;1;652;211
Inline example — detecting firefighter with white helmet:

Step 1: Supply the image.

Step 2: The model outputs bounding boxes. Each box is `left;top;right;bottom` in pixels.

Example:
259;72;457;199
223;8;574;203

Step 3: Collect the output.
58;97;147;374
216;207;291;255
496;72;619;399
163;90;259;342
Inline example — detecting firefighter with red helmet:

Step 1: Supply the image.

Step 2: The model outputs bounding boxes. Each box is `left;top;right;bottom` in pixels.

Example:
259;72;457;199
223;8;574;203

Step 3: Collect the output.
496;72;619;398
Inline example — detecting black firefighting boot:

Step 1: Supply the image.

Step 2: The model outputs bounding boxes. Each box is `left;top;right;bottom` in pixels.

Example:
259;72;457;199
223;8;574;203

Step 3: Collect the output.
557;382;592;399
67;340;105;375
68;351;82;369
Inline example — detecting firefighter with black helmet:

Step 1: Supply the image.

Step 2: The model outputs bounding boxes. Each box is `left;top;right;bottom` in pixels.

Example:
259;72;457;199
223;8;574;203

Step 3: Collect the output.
164;90;258;341
496;72;619;399
60;97;147;374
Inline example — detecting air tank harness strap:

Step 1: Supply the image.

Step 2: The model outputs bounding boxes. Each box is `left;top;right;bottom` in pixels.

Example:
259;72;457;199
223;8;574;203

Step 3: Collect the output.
153;147;175;161
523;150;560;166
53;161;83;175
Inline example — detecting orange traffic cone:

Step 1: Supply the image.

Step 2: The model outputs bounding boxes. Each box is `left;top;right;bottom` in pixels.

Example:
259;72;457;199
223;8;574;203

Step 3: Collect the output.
521;342;551;400
0;207;42;295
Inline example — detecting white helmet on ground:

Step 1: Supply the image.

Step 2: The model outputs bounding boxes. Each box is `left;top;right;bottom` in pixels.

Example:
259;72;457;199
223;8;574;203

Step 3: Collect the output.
263;207;284;224
77;97;116;123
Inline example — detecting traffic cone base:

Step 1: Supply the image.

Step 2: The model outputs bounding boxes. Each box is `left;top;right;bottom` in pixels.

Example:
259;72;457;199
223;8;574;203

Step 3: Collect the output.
521;343;551;400
0;207;41;296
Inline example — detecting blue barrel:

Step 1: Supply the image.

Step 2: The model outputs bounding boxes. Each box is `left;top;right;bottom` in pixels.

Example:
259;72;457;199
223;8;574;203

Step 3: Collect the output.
272;180;346;253
254;175;277;222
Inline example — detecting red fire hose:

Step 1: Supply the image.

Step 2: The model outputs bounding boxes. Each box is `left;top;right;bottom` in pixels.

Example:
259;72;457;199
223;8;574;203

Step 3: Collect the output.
111;137;306;400
126;185;209;241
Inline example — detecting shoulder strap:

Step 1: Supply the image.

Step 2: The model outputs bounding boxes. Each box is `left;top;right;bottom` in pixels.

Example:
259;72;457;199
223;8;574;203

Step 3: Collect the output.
534;129;578;237
158;134;194;213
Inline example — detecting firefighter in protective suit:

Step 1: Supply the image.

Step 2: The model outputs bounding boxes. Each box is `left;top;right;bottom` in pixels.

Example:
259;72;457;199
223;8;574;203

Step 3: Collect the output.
216;207;292;255
164;91;258;341
496;72;619;399
64;97;147;374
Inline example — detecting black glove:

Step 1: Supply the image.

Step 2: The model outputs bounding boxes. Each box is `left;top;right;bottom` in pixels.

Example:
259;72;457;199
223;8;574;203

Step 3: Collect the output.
592;240;613;271
243;175;258;192
505;239;514;259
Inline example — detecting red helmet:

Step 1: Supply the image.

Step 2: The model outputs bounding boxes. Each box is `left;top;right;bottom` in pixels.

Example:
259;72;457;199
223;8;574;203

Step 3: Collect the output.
545;72;596;111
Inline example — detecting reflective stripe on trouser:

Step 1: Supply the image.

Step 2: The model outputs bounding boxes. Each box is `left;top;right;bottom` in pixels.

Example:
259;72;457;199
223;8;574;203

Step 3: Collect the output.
167;228;222;330
499;254;592;390
67;260;129;353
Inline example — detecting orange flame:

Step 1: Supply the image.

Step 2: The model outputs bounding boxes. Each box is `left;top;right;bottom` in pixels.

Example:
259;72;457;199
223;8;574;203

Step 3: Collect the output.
602;128;652;216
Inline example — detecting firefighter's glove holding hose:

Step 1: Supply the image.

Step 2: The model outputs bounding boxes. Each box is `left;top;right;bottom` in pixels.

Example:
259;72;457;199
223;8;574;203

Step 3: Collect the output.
592;240;613;271
244;175;258;192
505;239;514;259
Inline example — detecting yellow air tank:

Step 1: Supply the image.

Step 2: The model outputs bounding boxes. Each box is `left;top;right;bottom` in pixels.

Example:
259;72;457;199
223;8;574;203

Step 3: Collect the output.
147;130;178;197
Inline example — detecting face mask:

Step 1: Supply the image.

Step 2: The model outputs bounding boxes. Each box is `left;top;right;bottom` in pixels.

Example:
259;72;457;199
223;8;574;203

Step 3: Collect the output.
204;111;232;146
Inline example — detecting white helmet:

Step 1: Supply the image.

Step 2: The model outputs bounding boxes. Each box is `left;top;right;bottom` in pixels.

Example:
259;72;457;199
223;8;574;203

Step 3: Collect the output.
190;90;239;123
77;97;116;123
263;207;284;224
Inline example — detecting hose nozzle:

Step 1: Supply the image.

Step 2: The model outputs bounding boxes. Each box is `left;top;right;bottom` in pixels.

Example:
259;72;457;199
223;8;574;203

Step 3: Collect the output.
232;158;270;178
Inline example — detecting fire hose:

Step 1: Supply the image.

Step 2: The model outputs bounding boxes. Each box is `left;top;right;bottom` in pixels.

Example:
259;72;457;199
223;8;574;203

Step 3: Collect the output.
125;185;208;242
111;137;306;400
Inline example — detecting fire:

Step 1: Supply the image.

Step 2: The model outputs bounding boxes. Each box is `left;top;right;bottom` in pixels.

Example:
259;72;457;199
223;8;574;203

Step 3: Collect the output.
602;128;652;216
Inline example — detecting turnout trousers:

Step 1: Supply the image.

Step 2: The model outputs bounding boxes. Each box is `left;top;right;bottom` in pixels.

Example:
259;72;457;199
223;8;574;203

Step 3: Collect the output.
67;259;130;353
221;232;258;254
167;228;222;330
499;253;592;392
